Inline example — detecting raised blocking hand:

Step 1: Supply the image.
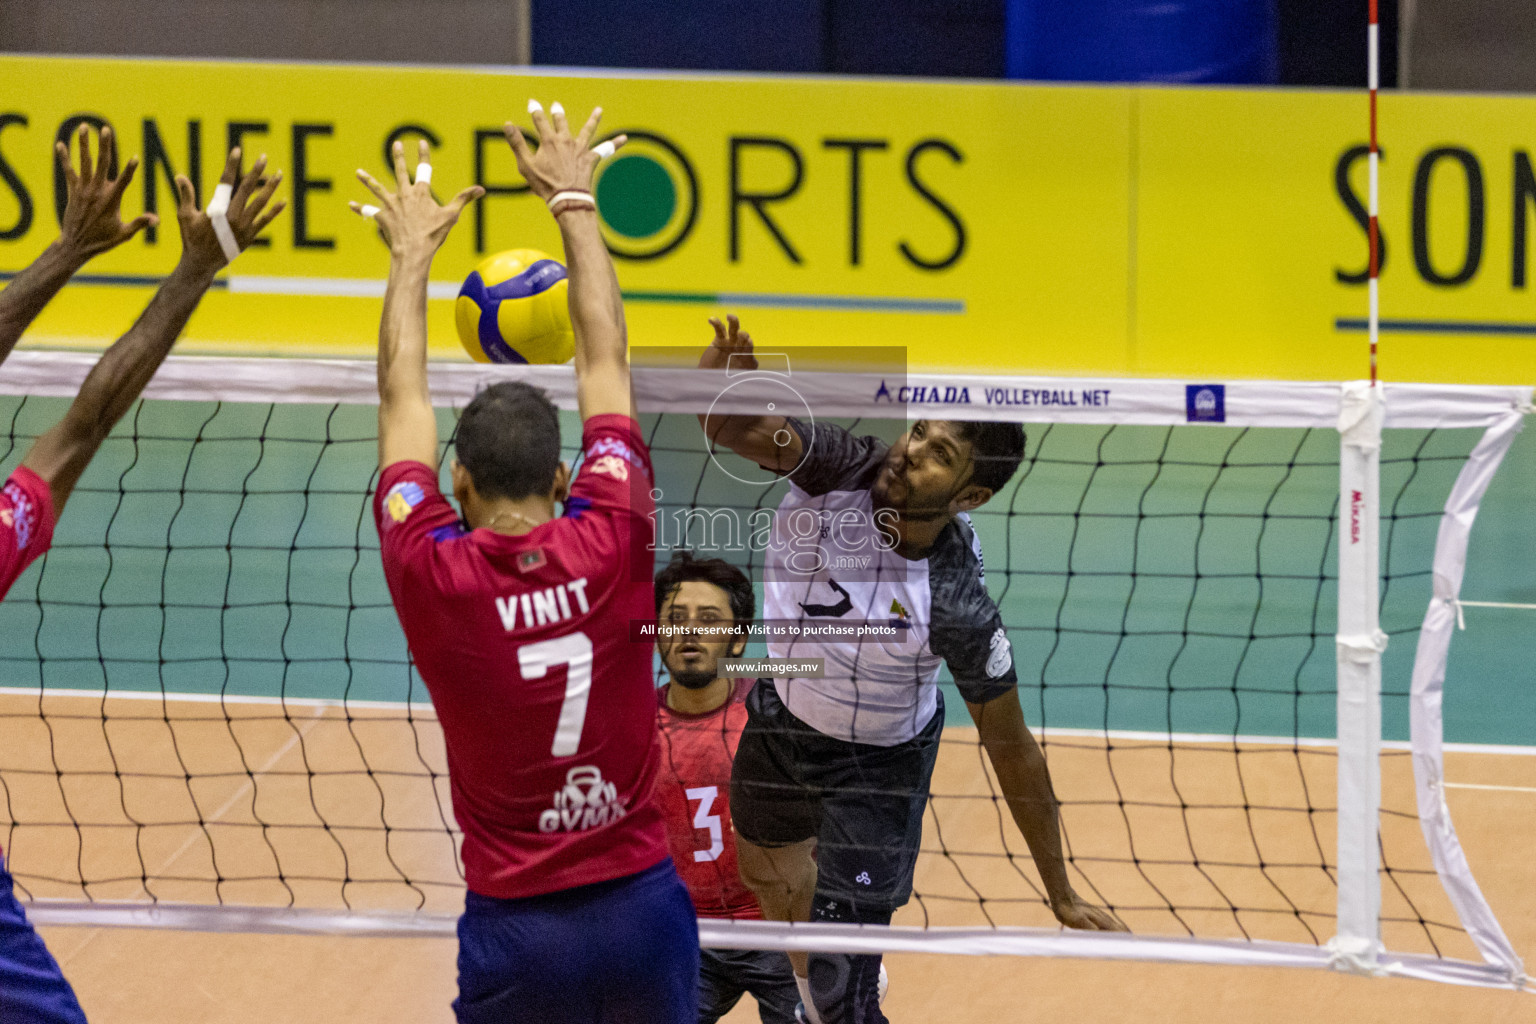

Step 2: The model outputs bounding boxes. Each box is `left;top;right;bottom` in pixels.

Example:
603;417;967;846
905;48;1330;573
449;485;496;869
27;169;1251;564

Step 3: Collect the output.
350;139;483;261
699;313;757;372
56;124;155;260
174;147;286;275
503;102;625;204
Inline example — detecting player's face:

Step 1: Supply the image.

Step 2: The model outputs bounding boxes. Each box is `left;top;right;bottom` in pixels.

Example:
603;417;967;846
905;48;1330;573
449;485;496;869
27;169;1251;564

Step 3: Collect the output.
658;580;743;689
872;420;975;520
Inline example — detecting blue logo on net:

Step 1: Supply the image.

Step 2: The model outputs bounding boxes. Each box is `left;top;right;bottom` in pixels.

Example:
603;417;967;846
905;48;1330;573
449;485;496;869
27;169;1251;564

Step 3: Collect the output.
1186;384;1226;423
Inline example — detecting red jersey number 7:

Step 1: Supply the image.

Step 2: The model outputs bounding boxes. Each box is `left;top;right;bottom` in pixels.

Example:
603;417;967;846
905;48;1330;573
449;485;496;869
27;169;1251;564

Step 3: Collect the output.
517;632;594;757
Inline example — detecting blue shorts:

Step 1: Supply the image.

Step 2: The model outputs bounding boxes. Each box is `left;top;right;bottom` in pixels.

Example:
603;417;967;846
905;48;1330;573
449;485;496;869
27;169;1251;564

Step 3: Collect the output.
0;864;87;1024
454;859;699;1024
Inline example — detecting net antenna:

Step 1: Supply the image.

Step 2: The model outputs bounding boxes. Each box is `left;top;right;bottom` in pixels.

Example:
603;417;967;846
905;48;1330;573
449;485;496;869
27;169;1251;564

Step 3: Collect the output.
1368;0;1382;388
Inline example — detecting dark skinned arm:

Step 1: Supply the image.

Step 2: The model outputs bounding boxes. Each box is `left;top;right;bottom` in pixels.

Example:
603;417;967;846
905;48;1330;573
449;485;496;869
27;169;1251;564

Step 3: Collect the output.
0;124;156;365
22;147;285;513
967;688;1127;931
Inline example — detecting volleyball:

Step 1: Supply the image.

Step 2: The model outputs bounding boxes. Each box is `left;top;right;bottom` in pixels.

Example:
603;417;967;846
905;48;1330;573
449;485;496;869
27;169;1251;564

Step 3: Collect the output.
454;248;574;364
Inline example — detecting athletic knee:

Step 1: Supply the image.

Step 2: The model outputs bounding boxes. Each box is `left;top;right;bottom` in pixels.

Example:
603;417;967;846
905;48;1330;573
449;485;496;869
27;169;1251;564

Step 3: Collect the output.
806;951;886;1024
736;842;814;901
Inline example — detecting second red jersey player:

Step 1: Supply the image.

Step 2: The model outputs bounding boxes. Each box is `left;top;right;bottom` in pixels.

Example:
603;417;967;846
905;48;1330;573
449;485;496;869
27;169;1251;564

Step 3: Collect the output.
653;552;801;1024
656;676;760;920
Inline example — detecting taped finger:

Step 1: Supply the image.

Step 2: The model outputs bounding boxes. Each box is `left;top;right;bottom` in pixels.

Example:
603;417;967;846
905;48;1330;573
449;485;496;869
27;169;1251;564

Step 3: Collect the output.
205;183;243;264
592;140;616;160
359;204;381;220
414;162;433;186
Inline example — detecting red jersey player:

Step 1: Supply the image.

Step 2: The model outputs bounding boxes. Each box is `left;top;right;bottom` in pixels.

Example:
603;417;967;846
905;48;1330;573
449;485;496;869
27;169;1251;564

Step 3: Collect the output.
356;105;696;1024
653;552;799;1024
0;128;282;1024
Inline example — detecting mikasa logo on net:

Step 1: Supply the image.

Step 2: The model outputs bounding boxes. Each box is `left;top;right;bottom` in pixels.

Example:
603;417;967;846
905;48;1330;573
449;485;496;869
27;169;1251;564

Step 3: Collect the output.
539;766;629;834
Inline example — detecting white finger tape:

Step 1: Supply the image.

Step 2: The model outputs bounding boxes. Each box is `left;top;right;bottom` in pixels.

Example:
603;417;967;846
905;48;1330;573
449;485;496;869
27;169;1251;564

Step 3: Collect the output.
359;204;380;220
527;98;543;115
550;101;565;119
204;182;242;264
593;140;616;160
414;162;432;186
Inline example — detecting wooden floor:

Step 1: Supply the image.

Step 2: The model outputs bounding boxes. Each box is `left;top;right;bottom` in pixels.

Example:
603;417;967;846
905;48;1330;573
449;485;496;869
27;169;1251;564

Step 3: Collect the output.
4;694;1531;1022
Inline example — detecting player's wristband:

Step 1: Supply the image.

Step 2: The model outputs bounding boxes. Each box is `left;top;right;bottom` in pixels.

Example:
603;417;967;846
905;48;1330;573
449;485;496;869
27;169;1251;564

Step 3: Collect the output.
547;189;595;217
205;183;243;264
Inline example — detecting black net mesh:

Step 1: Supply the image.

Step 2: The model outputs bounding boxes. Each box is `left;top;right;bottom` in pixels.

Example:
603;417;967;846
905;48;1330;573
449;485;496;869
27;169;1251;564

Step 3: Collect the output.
0;389;1482;961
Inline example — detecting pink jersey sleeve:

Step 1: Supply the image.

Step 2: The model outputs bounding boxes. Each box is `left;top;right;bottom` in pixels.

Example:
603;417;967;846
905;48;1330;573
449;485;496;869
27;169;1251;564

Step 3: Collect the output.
558;414;656;584
566;414;654;519
374;460;464;590
0;466;56;601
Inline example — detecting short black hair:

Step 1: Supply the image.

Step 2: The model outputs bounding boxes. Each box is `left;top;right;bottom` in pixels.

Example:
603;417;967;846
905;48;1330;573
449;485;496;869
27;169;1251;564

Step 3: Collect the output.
654;551;755;625
454;381;562;501
952;421;1026;495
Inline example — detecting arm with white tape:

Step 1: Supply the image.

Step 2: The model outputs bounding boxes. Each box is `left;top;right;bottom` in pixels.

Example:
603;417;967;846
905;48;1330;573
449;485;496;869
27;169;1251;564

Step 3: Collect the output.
505;100;630;421
21;146;286;513
350;138;484;470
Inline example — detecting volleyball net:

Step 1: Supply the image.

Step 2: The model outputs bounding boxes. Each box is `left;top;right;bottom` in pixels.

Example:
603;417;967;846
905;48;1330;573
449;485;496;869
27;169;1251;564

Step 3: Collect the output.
0;350;1528;990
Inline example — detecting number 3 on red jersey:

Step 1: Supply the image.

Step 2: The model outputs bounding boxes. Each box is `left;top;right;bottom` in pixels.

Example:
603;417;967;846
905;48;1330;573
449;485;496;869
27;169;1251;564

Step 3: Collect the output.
686;785;724;862
518;632;593;757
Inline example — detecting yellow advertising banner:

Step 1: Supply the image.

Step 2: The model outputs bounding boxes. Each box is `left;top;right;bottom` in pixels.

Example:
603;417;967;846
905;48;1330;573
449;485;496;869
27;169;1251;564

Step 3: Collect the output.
1;55;1533;383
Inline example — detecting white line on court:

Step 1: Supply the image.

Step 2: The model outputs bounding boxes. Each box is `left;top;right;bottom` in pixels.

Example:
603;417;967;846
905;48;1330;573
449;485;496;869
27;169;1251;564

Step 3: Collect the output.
1444;781;1536;794
7;685;1535;756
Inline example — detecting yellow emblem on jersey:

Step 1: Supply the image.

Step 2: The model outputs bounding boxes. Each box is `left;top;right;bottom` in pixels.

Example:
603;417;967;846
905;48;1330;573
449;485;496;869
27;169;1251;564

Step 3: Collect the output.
385;481;426;524
890;597;910;620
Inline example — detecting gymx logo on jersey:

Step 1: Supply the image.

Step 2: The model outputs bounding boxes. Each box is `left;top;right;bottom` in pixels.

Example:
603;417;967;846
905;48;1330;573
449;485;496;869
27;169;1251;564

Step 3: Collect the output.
2;481;34;548
539;765;628;834
384;481;425;524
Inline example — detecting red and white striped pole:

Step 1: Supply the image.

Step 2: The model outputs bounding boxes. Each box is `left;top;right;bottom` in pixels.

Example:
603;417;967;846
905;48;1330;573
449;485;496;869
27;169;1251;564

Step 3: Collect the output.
1368;0;1381;385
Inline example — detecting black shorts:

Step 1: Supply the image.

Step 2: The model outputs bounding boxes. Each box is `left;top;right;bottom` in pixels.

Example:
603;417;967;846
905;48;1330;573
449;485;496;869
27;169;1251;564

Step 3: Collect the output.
697;946;799;1024
730;681;943;919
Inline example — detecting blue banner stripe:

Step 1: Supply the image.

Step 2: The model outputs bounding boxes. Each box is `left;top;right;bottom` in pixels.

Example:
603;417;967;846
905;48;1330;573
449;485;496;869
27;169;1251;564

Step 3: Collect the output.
0;271;960;314
0;271;229;289
1335;317;1536;337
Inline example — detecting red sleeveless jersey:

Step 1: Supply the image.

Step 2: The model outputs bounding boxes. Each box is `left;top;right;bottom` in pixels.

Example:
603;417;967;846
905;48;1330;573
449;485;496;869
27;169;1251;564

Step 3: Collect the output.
1;466;55;862
654;679;763;920
376;414;667;900
0;467;53;602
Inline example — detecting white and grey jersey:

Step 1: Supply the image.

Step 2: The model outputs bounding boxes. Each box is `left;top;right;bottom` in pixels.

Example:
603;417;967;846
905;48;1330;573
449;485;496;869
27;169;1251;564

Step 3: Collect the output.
763;418;1015;746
